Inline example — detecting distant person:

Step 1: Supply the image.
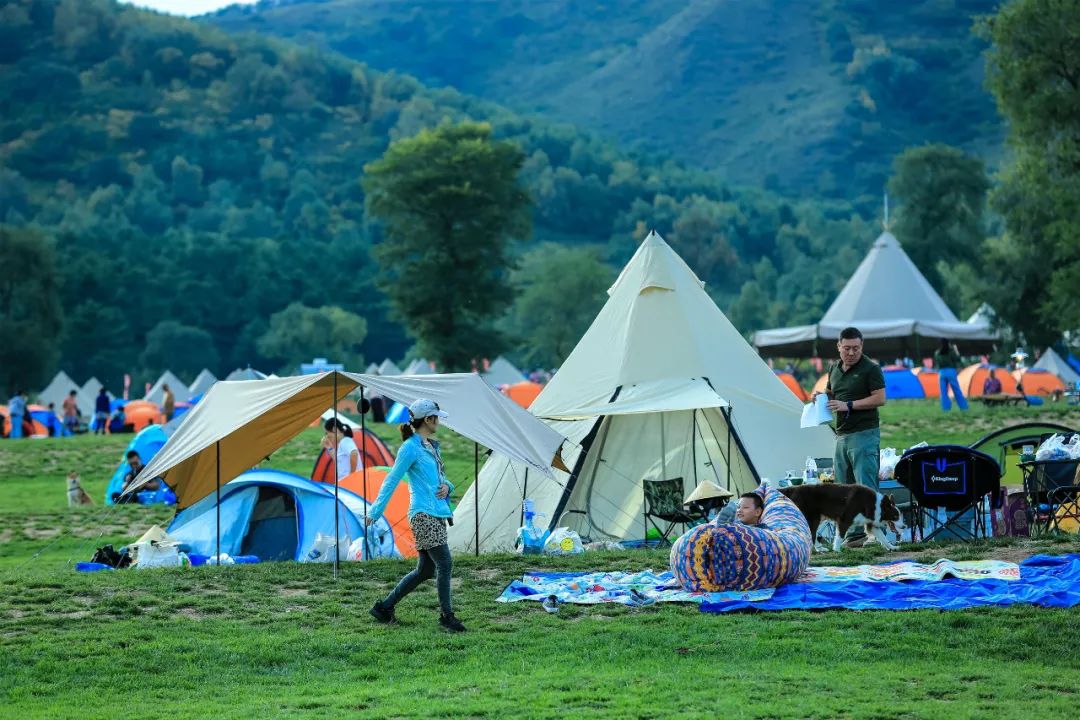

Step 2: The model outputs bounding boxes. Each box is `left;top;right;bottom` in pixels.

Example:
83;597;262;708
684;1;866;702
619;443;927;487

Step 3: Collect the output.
322;417;359;482
112;450;160;503
94;388;110;435
62;390;79;432
734;492;767;528
8;390;26;439
46;402;62;436
983;369;1003;395
934;339;968;412
162;384;175;422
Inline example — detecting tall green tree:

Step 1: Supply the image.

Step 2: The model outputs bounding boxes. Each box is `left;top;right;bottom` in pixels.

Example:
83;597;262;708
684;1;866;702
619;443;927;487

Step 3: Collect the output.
0;226;63;395
980;0;1080;345
140;321;219;381
504;244;613;368
363;122;531;370
887;144;989;308
256;303;367;374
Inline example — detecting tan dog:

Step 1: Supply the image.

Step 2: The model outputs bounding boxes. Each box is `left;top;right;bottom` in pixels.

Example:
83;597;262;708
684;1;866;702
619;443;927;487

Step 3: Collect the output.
66;472;94;507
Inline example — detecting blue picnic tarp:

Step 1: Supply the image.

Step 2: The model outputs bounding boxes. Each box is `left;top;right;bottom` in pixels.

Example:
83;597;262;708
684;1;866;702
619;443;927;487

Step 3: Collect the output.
699;554;1080;613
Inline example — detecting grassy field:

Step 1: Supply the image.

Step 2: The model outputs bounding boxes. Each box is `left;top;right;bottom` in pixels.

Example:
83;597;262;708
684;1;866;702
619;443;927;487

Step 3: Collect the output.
1;400;1079;718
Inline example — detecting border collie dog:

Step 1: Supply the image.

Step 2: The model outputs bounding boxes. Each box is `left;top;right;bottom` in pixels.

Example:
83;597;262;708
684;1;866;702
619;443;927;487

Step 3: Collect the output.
780;484;904;552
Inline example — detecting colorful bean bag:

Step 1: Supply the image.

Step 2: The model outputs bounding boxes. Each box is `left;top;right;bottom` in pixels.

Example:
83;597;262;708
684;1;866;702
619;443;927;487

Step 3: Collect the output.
670;485;812;592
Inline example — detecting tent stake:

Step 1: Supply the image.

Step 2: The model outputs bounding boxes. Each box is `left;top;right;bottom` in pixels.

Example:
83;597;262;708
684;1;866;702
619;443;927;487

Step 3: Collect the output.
474;442;480;557
360;384;368;561
333;371;340;580
215;441;221;565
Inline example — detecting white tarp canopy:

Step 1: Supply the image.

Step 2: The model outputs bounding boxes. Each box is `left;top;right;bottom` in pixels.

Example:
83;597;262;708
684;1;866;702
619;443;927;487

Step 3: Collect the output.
38;371;94;414
1033;348;1080;385
145;371;192;405
129;371;566;508
483;356;526;387
753;231;998;357
188;369;218;397
449;231;835;552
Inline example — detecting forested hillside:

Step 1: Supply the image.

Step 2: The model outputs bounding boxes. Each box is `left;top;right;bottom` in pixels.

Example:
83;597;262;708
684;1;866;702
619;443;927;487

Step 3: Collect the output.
0;0;885;393
209;0;1004;196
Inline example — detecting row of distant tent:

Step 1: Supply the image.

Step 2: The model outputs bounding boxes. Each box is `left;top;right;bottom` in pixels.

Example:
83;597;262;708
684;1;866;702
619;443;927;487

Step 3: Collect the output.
37;357;532;416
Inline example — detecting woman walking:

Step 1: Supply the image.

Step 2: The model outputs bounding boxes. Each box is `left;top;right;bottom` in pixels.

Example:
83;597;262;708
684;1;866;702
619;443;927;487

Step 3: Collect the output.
366;399;465;632
934;338;968;411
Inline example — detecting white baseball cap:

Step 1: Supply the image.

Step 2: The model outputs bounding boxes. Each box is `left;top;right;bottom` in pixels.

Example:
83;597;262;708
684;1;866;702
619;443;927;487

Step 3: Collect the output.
408;399;448;420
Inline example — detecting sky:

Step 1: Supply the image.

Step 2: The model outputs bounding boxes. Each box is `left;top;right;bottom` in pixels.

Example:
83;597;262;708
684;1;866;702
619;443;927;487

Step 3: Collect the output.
120;0;258;17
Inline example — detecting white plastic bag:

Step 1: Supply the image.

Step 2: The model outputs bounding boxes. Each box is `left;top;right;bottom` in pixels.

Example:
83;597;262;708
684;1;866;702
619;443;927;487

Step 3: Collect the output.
1036;434;1072;461
879;448;900;481
206;553;234;566
134;542;185;569
305;532;351;563
543;528;583;556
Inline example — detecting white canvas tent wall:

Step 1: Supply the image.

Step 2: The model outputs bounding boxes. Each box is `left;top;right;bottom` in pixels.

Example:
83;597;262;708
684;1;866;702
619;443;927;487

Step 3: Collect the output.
1034;348;1080;385
753;232;999;357
449;232;835;552
38;371;93;414
189;369;217;397
483;356;526;387
145;371;192;405
81;376;107;401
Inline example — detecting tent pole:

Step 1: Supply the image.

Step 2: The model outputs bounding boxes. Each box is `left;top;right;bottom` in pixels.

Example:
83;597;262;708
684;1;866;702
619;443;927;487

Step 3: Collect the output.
479;444;483;557
519;468;529;529
215;440;221;564
725;407;732;490
360;384;368;562
333;371;340;581
692;410;698;487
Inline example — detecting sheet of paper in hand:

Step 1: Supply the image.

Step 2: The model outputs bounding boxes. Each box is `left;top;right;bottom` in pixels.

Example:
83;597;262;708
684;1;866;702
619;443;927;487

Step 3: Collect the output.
800;393;833;429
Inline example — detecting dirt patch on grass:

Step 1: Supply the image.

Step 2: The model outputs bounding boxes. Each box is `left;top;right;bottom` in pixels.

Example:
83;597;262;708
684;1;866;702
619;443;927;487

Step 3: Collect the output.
175;607;209;621
23;526;61;540
279;588;310;598
0;529;12;543
473;568;502;581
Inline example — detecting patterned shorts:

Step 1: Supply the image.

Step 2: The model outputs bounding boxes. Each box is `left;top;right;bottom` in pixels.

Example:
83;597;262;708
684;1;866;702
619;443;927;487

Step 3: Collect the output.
410;512;448;550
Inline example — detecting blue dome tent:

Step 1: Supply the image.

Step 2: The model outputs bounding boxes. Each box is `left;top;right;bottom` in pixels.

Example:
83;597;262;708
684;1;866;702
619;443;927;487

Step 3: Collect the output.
883;368;926;400
166;470;399;563
104;425;173;504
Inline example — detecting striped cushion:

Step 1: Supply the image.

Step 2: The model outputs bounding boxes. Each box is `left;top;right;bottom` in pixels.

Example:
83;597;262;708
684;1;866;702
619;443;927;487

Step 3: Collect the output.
670;486;811;592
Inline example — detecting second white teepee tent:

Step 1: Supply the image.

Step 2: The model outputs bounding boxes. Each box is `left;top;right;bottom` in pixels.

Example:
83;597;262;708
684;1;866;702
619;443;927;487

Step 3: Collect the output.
449;232;835;552
145;371;192;404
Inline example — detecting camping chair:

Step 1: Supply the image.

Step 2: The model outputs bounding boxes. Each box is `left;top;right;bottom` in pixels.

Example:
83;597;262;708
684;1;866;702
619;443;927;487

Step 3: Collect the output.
1021;459;1080;535
894;445;1002;543
643;477;696;546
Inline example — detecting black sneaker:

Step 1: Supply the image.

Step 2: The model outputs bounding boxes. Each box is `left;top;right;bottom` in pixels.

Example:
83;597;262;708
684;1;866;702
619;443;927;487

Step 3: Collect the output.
439;612;466;633
369;601;396;624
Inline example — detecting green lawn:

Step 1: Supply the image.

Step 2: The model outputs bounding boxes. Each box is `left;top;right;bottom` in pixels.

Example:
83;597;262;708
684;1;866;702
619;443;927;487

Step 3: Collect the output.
1;400;1079;718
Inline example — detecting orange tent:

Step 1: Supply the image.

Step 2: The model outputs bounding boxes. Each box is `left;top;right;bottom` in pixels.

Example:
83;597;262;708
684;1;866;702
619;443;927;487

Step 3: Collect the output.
811;373;829;395
504;381;543;409
310;430;396;481
124;404;165;433
958;364;1019;397
0;405;47;437
774;372;808;402
339;467;416;557
1014;369;1066;396
912;369;941;399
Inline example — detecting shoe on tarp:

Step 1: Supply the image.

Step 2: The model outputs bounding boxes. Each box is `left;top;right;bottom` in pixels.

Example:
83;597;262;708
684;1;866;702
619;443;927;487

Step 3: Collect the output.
542;595;559;614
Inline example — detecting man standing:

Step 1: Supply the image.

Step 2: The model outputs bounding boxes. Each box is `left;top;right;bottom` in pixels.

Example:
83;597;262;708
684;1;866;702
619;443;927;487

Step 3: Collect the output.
162;383;175;422
62;390;80;432
94;388;111;435
8;390;26;439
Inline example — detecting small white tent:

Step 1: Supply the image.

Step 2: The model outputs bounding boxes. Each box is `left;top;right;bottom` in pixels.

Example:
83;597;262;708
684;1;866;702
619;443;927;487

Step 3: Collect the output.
449;232;835;552
1033;348;1080;386
225;367;269;382
483;356;526;387
81;377;107;400
377;359;402;376
145;371;192;405
404;358;434;375
188;369;217;397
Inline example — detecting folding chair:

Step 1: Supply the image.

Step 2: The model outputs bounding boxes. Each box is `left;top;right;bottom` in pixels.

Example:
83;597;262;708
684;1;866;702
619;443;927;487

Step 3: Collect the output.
643;477;696;545
894;445;1002;542
1022;459;1080;535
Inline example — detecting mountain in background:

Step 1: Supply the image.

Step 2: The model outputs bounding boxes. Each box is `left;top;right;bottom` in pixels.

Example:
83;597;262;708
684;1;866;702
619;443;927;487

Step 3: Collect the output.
208;0;1005;197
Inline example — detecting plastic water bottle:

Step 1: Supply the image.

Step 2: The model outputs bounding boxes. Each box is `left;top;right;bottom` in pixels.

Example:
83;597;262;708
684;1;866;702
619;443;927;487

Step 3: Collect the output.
805;457;818;485
520;499;545;554
523;498;535;520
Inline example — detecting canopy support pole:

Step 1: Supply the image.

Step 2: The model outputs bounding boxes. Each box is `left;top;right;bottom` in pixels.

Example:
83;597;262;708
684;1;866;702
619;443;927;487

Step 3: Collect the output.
519;468;529;528
333;371;340;581
360;384;369;561
215;440;221;564
724;407;732;490
479;442;483;557
691;410;698;487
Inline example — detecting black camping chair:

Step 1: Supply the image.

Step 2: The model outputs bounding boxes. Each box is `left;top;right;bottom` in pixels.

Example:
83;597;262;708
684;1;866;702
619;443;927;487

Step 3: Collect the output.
1020;458;1080;535
643;477;696;546
894;445;1002;543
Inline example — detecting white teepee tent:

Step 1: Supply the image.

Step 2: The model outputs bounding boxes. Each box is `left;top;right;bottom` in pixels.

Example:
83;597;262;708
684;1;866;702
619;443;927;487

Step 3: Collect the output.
449;232;835;552
377;359;402;376
38;371;94;414
483;356;526;387
188;369;217;397
145;371;192;404
1033;348;1080;386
